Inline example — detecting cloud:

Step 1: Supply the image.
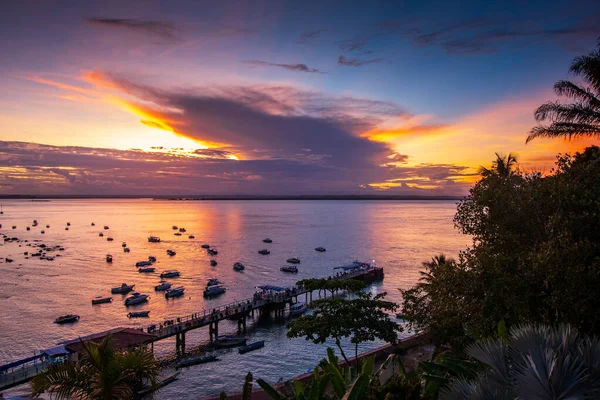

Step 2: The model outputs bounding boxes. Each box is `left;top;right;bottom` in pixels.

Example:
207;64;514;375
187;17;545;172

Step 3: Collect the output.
297;29;328;44
85;18;179;41
338;56;383;67
244;60;323;73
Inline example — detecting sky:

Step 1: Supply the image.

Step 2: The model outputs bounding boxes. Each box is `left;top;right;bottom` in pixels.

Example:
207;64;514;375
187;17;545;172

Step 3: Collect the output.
0;0;599;196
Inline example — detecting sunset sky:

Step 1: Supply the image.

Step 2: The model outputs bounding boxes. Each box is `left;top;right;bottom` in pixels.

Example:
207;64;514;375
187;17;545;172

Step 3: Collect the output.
1;0;599;195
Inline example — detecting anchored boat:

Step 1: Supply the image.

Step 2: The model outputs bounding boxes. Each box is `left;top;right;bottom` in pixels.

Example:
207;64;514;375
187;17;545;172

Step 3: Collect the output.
111;283;134;294
128;310;150;318
125;292;149;305
286;257;300;264
214;335;247;349
204;285;226;297
160;270;180;278
280;265;298;273
92;296;112;305
165;286;185;298
54;314;80;324
233;262;245;271
155;282;172;291
258;249;270;255
176;355;218;369
239;340;265;354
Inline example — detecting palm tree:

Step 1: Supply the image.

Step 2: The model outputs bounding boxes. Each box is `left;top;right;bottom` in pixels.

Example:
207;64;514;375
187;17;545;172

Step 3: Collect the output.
442;324;600;400
30;334;158;400
479;153;518;178
527;40;600;142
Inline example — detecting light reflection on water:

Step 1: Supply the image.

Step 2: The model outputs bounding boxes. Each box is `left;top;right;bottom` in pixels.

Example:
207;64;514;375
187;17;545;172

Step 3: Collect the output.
0;199;468;398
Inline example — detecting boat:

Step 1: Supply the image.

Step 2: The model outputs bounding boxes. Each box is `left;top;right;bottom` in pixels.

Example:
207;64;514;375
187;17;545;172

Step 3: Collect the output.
210;260;218;266
239;340;265;354
263;238;273;243
106;254;113;263
166;249;176;256
315;247;326;252
258;249;270;255
207;278;222;287
46;224;50;228
107;237;114;241
41;230;45;234
172;226;178;230
176;355;218;369
137;372;180;396
54;314;80;324
148;236;161;243
215;336;247;349
165;286;185;298
104;226;109;230
111;283;135;294
123;247;130;252
99;232;104;237
32;220;38;226
179;227;186;232
91;222;95;226
207;248;218;255
204;285;226;297
174;232;182;236
280;265;298;273
92;296;112;305
66;222;70;226
138;267;155;273
65;227;69;230
155;282;172;291
136;260;152;267
290;302;308;316
125;292;149;305
188;235;195;239
122;242;126;247
160;270;180;278
233;262;245;271
201;244;210;249
148;256;157;262
286;257;300;264
26;227;30;231
128;310;150;318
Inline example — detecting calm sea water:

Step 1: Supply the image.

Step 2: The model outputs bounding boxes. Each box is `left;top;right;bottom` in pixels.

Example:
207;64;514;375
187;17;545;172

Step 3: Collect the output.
0;199;469;398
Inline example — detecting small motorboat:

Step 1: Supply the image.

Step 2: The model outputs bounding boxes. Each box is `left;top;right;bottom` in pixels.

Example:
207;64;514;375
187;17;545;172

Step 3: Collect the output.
233;262;245;271
92;296;112;305
201;244;210;249
99;232;104;237
139;267;155;273
210;260;218;266
122;242;126;247
148;236;161;243
65;227;69;230
111;283;135;294
204;285;226;297
280;265;298;273
26;227;31;231
165;286;185;298
166;249;176;256
66;222;71;226
174;232;182;236
258;249;270;255
160;270;180;278
136;260;153;267
207;278;222;287
315;247;326;252
286;257;300;264
239;340;265;354
124;247;130;253
207;248;218;255
11;226;16;229
188;235;195;239
54;314;80;324
33;220;38;226
176;355;218;369
155;281;172;291
125;292;149;305
215;336;247;349
106;254;113;263
128;310;150;318
290;302;308;316
179;227;186;232
263;238;273;243
148;256;157;262
46;224;50;228
91;222;95;226
107;237;114;242
103;226;109;230
41;230;45;234
172;225;178;230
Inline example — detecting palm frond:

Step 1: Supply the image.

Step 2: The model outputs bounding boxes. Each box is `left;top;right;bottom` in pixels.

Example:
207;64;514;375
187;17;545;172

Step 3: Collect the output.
570;49;600;94
554;80;600;108
527;122;600;142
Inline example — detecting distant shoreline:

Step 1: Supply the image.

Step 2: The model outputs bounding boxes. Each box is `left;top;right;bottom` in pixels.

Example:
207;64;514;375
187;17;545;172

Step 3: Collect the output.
0;195;463;201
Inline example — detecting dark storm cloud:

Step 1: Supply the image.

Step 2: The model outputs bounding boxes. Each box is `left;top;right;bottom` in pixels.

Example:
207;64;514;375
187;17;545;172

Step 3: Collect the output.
244;60;323;73
297;29;328;44
337;56;383;67
85;18;179;41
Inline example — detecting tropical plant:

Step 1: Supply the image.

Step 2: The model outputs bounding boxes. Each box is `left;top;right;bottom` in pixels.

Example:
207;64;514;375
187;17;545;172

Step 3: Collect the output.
527;39;600;142
442;324;600;400
30;334;159;400
479;153;518;178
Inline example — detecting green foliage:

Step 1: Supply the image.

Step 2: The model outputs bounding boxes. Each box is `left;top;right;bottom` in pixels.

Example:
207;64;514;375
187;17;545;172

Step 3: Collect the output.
287;292;401;364
296;278;366;295
402;146;600;347
30;334;159;400
442;324;600;399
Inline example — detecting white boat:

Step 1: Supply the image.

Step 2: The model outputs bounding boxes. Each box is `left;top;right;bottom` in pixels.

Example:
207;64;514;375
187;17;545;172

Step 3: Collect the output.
165;286;185;298
233;262;245;271
155;282;172;291
286;257;300;264
136;260;152;267
204;285;226;297
280;265;298;273
166;249;176;256
111;283;134;294
148;236;161;243
125;292;149;305
207;278;222;287
160;270;180;278
290;302;308;316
